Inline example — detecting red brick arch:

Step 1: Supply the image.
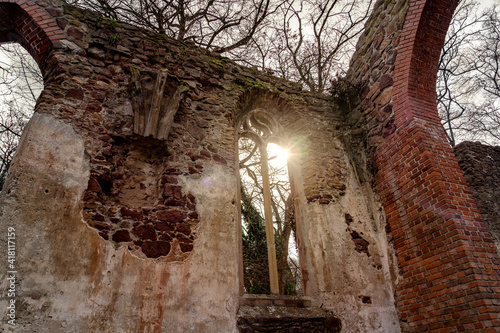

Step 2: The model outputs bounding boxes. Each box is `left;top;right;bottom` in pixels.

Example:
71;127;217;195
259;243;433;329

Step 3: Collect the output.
393;0;459;127
0;0;64;64
376;0;500;331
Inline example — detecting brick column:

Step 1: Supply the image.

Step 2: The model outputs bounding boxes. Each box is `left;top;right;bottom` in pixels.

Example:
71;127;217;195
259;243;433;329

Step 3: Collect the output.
375;0;500;331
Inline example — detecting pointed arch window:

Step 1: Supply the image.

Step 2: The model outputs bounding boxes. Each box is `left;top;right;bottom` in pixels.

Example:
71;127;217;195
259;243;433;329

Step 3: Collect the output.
238;108;301;295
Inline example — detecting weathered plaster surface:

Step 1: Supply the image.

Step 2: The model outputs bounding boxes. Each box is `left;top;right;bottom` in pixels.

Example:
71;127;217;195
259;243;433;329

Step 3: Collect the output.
297;152;400;333
0;1;404;332
0;113;92;332
0;114;240;332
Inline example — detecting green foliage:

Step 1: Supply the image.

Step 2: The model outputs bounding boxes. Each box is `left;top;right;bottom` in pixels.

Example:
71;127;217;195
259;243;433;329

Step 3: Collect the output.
144;35;162;43
107;34;119;46
246;79;268;90
241;186;270;294
166;73;191;90
102;18;122;28
208;57;225;68
284;281;296;296
226;75;269;92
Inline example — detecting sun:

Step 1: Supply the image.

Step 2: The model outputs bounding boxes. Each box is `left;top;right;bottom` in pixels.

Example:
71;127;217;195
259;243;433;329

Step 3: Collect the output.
267;143;289;167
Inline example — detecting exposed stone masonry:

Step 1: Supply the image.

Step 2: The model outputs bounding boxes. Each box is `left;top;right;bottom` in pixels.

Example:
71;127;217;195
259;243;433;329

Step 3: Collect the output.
454;142;500;254
346;0;408;160
237;305;342;333
83;135;200;259
345;213;371;258
30;3;350;259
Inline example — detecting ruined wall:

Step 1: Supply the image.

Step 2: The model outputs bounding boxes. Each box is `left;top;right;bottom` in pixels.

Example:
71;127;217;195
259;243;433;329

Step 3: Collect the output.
2;0;499;332
346;0;407;148
346;0;500;331
0;1;401;332
454;142;500;255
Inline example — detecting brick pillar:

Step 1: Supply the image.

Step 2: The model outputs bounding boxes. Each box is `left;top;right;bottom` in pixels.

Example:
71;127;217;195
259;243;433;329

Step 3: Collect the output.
375;0;500;331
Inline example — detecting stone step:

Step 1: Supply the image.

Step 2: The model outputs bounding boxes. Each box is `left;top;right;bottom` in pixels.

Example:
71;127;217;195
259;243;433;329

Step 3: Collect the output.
240;294;313;308
237;305;342;333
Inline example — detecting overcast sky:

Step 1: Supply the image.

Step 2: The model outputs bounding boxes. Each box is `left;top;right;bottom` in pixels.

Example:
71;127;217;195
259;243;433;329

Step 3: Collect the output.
481;0;500;8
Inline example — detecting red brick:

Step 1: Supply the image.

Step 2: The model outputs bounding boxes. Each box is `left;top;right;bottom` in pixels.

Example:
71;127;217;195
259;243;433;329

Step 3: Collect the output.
360;0;500;330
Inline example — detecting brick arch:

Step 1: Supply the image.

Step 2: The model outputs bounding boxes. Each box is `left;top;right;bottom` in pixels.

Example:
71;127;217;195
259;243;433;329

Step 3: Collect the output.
375;0;500;331
0;1;64;64
393;0;459;127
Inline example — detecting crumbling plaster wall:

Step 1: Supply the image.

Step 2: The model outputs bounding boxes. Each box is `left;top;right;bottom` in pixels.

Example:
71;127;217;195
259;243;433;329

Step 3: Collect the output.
0;1;401;332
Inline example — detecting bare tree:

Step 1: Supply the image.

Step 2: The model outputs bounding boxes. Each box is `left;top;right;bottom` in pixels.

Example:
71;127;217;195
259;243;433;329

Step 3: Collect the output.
71;0;375;93
437;1;500;146
69;0;277;53
466;6;500;143
229;0;374;93
281;0;374;92
0;43;43;190
474;7;500;100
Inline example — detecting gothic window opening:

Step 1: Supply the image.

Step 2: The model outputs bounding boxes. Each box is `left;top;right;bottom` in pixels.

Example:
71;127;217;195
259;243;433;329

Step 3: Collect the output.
238;108;302;296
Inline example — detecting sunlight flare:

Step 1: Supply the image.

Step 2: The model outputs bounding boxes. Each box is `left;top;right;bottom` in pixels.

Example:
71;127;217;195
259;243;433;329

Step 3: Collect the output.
268;143;288;167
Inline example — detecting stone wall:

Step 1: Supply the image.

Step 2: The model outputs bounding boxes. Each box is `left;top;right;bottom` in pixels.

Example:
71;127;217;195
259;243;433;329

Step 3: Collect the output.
454;142;500;255
237;305;342;332
0;1;401;332
346;0;408;149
